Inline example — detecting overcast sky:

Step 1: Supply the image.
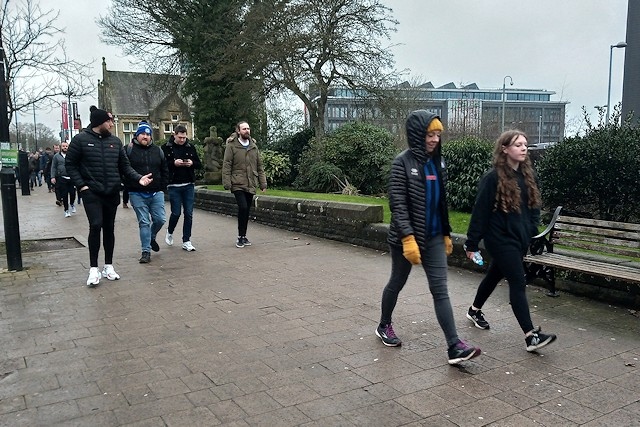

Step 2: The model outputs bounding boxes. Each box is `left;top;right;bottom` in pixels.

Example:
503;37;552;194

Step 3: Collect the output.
29;0;629;137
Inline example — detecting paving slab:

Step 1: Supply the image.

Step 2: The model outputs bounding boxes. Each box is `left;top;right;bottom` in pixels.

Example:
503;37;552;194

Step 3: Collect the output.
0;186;639;426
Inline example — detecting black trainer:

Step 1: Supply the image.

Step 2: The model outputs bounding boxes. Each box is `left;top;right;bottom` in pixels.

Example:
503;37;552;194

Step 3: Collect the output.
236;237;245;248
375;323;401;347
150;239;160;252
525;327;557;352
139;251;151;263
447;339;481;365
466;307;490;329
242;236;252;246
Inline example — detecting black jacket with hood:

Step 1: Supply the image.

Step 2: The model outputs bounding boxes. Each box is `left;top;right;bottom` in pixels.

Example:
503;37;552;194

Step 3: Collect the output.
387;110;452;248
66;128;142;196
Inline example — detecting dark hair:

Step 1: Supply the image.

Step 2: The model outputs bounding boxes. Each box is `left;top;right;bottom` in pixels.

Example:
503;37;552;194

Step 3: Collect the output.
174;124;188;134
492;130;540;212
235;121;249;131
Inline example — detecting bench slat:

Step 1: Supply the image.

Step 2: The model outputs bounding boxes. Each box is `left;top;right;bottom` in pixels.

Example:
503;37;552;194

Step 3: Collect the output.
524;253;640;283
555;223;640;241
557;216;640;232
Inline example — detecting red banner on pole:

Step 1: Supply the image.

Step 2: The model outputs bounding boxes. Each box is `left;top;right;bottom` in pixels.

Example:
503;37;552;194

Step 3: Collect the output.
62;101;69;130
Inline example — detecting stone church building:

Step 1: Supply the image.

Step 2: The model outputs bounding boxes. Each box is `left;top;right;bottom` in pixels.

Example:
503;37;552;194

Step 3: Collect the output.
97;58;193;144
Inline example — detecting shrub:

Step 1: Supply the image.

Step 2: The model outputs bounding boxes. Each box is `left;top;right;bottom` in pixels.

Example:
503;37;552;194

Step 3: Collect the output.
268;128;314;185
442;136;493;212
260;149;291;187
537;113;640;222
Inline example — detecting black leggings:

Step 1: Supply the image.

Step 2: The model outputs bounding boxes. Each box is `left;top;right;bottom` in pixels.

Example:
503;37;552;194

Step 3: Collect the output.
81;190;120;267
58;177;76;210
472;248;534;334
233;190;254;236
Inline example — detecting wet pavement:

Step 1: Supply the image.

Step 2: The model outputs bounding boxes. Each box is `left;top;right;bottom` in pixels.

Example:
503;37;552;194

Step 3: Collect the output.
0;185;639;426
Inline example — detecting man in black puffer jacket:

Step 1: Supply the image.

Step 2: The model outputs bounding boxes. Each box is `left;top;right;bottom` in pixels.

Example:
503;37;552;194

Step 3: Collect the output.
375;110;481;365
66;106;154;288
124;121;168;264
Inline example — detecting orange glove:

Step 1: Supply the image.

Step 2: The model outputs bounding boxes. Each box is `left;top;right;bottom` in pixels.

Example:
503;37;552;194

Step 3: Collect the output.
401;235;421;265
444;236;453;256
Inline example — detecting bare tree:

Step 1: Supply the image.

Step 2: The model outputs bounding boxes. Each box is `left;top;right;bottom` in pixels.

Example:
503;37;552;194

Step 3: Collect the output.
221;0;398;140
2;0;94;123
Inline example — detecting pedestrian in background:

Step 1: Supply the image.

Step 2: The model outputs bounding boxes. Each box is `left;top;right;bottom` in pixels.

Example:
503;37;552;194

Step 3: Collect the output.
162;124;201;252
464;129;557;352
376;110;481;365
50;142;76;218
222;121;267;248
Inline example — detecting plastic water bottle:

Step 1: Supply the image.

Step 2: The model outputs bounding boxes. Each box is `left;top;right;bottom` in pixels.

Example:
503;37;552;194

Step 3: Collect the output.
471;251;484;266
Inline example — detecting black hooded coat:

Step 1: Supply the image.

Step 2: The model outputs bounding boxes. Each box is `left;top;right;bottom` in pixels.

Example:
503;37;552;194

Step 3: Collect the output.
387;110;452;249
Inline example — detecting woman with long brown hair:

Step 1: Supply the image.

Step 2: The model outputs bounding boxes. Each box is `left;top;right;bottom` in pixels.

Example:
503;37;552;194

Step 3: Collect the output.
464;130;557;352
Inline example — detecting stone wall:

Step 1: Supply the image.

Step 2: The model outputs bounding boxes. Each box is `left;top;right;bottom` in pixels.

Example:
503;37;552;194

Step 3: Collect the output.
193;188;639;308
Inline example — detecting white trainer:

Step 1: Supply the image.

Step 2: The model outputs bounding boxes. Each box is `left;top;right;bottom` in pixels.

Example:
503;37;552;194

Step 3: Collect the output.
182;241;196;251
86;267;101;287
102;264;120;280
64;210;71;218
70;204;76;213
165;230;174;246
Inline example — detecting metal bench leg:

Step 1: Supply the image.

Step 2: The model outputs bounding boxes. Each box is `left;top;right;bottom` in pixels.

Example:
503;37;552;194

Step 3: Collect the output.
546;267;559;297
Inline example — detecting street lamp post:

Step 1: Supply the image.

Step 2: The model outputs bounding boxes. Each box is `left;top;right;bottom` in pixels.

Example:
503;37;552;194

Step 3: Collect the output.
606;41;627;126
501;75;513;133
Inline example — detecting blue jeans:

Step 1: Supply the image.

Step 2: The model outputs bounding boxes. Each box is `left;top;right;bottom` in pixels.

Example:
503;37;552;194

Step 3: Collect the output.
167;184;195;243
129;191;166;252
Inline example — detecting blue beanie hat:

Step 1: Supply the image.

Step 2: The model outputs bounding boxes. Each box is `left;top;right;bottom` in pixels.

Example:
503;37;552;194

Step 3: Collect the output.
135;121;152;137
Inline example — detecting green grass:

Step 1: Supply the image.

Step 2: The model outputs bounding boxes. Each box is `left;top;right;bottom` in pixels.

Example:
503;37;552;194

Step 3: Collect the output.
206;185;472;234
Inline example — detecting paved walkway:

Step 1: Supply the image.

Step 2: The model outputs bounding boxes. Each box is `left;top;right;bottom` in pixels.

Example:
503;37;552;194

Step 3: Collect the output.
0;186;639;426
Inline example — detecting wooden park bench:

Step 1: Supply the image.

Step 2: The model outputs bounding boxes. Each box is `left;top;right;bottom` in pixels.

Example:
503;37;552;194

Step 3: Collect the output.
524;206;640;297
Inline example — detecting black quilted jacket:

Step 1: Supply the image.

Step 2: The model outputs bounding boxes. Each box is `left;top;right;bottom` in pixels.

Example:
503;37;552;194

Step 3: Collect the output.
66;129;142;196
387;110;452;249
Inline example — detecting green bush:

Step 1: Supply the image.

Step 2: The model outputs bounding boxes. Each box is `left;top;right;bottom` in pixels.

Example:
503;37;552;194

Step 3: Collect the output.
305;161;343;193
537;114;640;222
268;128;314;185
442;136;493;212
294;122;396;194
260;149;291;187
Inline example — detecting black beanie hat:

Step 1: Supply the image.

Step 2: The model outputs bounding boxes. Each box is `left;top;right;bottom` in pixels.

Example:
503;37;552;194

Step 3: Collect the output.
89;105;112;128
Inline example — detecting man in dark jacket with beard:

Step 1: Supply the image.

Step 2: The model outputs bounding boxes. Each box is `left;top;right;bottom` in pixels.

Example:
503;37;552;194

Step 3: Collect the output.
66;106;153;288
375;110;481;365
125;121;168;264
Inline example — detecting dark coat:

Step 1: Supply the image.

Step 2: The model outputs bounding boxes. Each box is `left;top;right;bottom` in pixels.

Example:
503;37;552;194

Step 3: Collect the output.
221;133;267;194
65;129;142;196
125;140;168;193
387;110;452;249
464;168;541;255
162;136;202;185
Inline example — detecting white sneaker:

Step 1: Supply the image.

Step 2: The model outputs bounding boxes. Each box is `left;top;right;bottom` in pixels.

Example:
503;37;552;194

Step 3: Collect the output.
182;241;196;251
86;267;101;287
102;264;120;280
165;230;173;246
64;210;71;218
70;204;76;213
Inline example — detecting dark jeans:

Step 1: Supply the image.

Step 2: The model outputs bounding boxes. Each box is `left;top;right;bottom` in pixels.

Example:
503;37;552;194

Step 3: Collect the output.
472;248;534;334
380;237;459;347
81;190;120;267
58;177;76;210
167;184;195;243
233;190;254;237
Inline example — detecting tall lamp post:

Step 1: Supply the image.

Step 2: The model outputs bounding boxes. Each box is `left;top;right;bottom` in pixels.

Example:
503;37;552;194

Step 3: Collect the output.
501;75;513;133
606;41;627;126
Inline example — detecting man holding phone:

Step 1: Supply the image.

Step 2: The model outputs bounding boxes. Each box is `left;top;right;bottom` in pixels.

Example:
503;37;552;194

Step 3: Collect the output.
161;124;202;251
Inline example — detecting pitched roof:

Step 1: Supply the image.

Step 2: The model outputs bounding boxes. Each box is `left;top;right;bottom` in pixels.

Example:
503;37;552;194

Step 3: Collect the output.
100;68;185;116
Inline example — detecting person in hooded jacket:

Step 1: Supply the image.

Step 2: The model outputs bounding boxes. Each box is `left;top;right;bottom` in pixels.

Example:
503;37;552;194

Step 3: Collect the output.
464;129;557;352
376;110;481;365
66;106;153;287
125;121;168;264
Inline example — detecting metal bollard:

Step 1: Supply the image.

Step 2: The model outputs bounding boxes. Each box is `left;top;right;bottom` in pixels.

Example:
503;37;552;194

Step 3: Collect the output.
1;167;23;271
